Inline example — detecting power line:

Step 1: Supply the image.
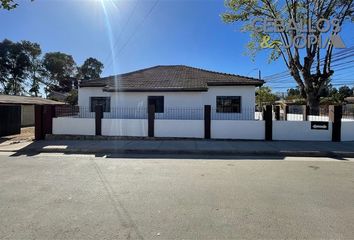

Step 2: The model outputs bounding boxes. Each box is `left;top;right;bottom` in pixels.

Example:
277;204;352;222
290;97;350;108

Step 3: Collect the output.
105;0;160;70
264;47;354;81
264;50;354;84
102;0;140;66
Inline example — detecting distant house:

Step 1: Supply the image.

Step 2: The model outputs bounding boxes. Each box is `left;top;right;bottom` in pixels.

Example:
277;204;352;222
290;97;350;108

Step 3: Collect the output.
0;95;64;127
47;91;70;102
345;97;354;104
78;65;264;119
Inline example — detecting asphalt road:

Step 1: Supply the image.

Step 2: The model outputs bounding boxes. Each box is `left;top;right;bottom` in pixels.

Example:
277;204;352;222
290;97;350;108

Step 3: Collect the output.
0;153;353;240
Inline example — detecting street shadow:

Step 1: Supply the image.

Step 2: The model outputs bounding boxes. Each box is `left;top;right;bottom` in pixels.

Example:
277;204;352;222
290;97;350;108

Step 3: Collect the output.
96;152;287;161
7;140;288;160
0;138;8;144
6;140;353;161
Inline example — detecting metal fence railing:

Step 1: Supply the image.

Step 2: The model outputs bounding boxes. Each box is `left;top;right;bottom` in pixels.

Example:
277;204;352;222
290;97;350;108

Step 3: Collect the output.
343;105;354;121
54;106;262;121
55;106;94;118
211;107;262;120
104;107;148;119
155;107;204;120
54;105;354;122
281;105;330;122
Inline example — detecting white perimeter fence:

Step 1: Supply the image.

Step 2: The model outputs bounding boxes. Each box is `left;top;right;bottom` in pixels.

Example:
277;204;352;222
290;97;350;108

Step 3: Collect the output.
52;106;354;141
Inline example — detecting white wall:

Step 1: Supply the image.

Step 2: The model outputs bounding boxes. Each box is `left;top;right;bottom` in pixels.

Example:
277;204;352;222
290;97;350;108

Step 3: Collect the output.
211;120;265;140
341;121;354;141
21;105;34;127
53;117;95;136
102;119;148;137
273;121;332;141
155;120;204;138
78;86;256;119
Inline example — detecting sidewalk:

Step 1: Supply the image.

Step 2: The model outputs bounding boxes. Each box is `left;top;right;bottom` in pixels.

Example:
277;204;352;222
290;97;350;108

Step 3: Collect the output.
1;138;354;157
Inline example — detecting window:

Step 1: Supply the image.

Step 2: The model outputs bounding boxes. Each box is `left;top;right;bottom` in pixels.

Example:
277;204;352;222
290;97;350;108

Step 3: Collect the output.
216;96;241;113
90;97;111;112
148;96;164;113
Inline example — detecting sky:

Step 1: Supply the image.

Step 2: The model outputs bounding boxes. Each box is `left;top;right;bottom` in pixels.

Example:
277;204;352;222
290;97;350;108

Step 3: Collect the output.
0;0;353;93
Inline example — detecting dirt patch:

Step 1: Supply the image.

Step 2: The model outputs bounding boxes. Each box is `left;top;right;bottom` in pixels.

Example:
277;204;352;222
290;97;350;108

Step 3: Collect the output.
1;127;34;143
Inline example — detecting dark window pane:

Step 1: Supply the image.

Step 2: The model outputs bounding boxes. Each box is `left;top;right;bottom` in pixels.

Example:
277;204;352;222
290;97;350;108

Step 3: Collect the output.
216;96;241;113
148;96;164;113
90;97;111;112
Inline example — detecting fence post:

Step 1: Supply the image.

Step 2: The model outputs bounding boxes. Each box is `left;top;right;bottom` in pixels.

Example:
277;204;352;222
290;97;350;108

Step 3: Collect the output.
35;105;44;140
42;105;55;137
95;105;103;136
274;105;280;121
303;105;309;121
148;104;155;137
204;105;211;139
284;105;289;121
329;105;342;142
264;105;273;141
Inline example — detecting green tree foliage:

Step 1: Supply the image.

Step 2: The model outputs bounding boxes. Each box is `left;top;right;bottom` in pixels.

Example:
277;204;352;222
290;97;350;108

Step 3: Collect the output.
0;0;33;10
43;52;77;93
78;57;104;81
65;89;78;106
0;39;43;95
21;40;44;97
0;38;102;101
287;88;301;100
256;86;278;108
0;0;19;10
223;0;353;114
288;84;354;104
0;39;31;95
338;85;353;100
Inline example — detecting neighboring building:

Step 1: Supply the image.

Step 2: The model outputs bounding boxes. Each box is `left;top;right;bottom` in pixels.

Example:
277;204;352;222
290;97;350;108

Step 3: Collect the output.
47;91;70;102
345;97;354;104
78;65;264;119
0;95;64;127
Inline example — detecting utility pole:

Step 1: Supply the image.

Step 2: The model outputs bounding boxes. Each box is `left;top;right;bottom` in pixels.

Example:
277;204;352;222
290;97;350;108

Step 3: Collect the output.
259;70;262;80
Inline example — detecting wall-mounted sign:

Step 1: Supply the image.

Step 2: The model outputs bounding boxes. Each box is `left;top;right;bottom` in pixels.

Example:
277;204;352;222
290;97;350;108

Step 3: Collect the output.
311;121;329;130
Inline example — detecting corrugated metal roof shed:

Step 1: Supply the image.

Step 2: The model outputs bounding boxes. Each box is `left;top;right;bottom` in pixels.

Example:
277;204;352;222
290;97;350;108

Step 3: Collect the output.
0;95;65;105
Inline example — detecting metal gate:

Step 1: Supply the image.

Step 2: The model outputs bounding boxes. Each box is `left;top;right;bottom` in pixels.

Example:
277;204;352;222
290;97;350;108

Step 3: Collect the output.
0;105;21;137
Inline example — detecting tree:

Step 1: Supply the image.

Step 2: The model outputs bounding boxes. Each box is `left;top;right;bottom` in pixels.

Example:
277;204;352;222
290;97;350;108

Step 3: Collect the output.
338;85;353;100
256;86;277;108
43;52;77;93
0;0;33;10
223;0;353;114
0;39;31;95
287;87;301;99
21;40;44;97
0;40;9;91
78;57;104;81
65;89;78;105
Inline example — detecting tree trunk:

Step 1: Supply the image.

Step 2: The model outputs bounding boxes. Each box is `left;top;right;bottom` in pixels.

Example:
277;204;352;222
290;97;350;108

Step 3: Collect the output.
306;91;320;115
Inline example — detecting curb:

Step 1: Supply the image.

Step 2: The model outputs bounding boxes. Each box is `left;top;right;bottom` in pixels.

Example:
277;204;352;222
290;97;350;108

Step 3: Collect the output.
4;147;354;158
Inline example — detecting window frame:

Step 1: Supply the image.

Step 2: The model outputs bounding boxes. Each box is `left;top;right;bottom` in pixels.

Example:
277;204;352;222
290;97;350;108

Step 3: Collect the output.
148;96;164;113
90;97;111;112
216;96;242;113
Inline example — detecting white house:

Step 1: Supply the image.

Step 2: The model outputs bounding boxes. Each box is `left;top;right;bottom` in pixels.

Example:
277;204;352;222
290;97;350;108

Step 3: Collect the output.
78;65;264;120
53;65;354;141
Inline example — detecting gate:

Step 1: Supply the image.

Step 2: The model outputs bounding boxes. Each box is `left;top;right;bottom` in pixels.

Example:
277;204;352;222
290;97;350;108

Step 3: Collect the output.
0;105;21;137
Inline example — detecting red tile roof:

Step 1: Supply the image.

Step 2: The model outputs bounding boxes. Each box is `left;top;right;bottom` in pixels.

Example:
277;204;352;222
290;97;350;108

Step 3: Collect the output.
80;65;264;92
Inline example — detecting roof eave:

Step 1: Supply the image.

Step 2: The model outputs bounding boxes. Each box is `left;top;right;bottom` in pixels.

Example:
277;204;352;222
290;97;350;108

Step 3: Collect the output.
207;82;264;87
80;84;107;88
102;87;208;92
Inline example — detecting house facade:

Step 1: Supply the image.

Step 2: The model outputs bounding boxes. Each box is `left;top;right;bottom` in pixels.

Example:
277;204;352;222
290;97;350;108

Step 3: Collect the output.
78;65;264;120
52;66;354;141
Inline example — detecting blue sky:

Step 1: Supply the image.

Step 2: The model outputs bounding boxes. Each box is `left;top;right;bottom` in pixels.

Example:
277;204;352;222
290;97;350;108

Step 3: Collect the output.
1;0;353;93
